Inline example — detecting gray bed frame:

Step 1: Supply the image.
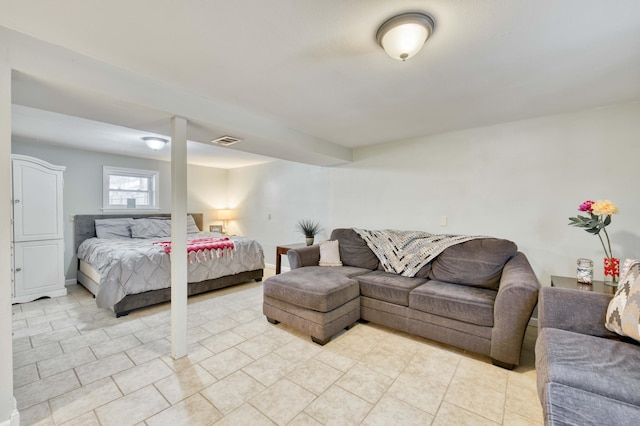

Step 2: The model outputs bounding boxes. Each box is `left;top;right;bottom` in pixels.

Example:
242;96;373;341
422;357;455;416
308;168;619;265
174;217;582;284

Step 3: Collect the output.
74;213;263;317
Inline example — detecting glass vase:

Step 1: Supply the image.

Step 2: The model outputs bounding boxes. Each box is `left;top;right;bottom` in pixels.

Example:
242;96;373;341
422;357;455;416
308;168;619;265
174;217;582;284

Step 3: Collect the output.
576;258;594;284
604;257;620;286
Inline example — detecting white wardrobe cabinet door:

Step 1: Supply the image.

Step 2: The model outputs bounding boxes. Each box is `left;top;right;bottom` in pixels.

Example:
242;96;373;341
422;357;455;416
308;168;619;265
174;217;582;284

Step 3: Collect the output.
11;155;66;303
12;240;66;303
12;157;64;242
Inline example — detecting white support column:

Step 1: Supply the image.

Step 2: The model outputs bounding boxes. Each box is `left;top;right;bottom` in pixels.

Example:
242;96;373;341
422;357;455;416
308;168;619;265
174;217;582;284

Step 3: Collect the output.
170;116;188;359
0;34;19;426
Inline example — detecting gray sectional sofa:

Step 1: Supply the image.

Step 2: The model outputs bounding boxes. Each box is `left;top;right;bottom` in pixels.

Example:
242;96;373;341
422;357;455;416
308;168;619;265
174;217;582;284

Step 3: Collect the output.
536;287;640;425
263;228;539;369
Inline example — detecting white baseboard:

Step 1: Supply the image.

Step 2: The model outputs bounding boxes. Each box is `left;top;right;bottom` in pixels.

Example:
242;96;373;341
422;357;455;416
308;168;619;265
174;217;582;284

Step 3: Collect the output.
265;263;290;273
65;278;78;286
0;397;20;426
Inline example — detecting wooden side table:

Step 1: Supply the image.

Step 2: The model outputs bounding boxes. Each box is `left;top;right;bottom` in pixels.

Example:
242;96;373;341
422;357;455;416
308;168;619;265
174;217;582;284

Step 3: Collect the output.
550;275;617;295
275;243;307;274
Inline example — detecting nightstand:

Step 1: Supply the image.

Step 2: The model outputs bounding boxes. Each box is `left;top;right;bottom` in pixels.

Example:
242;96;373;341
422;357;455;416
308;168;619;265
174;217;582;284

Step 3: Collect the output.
275;243;307;274
550;275;617;295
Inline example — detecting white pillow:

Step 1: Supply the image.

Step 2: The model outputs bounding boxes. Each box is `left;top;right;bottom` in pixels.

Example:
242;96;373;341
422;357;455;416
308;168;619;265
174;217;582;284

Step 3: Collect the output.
95;218;133;239
131;216;201;238
131;218;171;238
186;215;201;233
319;240;342;267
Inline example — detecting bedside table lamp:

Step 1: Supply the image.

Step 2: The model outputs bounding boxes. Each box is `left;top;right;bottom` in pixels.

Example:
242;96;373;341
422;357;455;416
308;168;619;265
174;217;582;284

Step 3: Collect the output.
214;209;235;234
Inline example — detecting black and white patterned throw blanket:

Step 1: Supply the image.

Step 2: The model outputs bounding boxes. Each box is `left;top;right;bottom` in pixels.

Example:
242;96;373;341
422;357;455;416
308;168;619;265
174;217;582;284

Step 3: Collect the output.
354;229;485;277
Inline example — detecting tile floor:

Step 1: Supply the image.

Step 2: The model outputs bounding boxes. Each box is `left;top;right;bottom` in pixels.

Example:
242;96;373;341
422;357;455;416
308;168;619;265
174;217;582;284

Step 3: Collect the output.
12;269;543;425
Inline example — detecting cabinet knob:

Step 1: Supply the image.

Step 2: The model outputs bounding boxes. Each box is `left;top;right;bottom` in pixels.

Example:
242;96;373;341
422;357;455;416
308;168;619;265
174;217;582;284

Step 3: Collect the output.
15;268;21;272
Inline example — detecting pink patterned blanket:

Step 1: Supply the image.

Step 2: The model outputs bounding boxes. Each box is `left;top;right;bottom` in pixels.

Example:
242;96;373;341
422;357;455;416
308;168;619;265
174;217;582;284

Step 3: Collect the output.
153;237;235;263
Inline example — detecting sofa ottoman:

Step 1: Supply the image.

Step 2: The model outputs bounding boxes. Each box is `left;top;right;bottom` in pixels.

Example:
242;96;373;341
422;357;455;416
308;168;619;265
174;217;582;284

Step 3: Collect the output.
262;268;360;345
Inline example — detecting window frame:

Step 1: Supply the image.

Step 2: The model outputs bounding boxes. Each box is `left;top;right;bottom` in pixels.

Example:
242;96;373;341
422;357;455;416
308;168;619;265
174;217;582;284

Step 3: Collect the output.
102;166;160;211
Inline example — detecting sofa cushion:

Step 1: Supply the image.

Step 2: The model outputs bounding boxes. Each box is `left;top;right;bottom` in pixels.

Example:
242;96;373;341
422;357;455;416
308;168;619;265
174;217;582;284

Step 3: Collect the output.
536;327;640;407
380;261;431;278
356;271;426;307
296;265;371;279
429;238;517;289
543;382;640;426
414;262;431;279
263;269;359;313
330;228;379;270
408;280;496;327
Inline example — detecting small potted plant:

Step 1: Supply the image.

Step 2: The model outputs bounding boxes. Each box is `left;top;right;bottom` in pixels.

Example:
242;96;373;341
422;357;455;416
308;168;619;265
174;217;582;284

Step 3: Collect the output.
296;220;322;246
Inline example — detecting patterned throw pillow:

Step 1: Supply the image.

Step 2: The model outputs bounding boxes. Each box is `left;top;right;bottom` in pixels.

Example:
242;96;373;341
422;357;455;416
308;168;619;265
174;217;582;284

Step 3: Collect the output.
605;259;640;342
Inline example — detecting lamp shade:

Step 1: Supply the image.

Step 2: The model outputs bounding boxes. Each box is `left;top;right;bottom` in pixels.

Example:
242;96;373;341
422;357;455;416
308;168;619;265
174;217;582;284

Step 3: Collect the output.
214;209;235;220
376;12;435;61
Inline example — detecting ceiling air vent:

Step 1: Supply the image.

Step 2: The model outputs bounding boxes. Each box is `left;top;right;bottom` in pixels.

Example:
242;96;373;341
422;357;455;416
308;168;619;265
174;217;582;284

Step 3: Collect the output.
210;135;242;146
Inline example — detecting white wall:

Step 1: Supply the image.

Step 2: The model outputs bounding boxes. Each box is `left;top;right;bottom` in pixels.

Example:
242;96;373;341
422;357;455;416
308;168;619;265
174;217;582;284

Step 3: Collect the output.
229;101;640;284
227;161;332;269
11;140;228;280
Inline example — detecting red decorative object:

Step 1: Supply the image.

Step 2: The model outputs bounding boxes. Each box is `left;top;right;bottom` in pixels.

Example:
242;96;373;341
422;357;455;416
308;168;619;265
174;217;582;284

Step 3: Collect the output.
154;237;235;263
604;257;620;282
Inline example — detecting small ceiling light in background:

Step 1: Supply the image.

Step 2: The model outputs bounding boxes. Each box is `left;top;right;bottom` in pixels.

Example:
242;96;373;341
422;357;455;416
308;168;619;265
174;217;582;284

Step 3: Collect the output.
142;136;168;150
376;12;435;62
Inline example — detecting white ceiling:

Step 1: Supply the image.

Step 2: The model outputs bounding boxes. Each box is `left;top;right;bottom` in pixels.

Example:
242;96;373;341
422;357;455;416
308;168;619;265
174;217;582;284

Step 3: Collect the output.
11;105;274;169
2;0;640;167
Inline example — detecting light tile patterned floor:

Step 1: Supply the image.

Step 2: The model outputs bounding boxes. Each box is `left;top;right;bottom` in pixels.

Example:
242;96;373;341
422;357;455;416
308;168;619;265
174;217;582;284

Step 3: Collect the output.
12;269;543;425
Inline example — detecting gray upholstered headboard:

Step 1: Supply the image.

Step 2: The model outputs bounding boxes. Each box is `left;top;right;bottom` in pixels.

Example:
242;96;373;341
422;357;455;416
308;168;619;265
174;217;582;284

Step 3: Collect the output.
74;213;204;250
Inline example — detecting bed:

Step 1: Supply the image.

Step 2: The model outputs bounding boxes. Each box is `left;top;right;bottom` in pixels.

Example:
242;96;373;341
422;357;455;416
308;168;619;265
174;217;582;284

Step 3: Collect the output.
74;213;264;317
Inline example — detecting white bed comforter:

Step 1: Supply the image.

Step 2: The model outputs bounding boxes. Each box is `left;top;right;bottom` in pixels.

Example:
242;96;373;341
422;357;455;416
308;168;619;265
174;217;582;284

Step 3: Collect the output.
77;233;264;308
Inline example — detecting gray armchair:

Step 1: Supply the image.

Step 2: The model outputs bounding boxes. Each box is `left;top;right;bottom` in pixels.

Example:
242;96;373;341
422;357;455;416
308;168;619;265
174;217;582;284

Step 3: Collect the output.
535;287;640;425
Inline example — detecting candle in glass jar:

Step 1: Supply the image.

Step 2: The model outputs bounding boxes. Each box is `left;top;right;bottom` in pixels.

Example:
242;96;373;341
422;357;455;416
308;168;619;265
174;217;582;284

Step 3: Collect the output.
577;258;594;284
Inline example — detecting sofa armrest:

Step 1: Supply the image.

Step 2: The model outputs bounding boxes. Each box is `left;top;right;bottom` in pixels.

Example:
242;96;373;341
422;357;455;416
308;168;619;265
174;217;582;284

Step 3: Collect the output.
538;286;617;338
491;252;540;366
287;246;320;269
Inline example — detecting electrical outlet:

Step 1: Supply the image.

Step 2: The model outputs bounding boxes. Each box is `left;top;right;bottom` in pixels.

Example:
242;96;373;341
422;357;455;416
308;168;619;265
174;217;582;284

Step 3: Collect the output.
267;213;271;220
440;216;447;227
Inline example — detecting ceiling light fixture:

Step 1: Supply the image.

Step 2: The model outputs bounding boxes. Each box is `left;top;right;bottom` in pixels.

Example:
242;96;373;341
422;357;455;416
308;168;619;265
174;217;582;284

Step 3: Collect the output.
142;136;168;150
376;12;435;62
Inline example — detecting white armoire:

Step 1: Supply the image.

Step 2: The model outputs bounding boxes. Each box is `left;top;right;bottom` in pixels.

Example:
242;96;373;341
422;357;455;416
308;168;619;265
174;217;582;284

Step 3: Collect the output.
11;154;66;303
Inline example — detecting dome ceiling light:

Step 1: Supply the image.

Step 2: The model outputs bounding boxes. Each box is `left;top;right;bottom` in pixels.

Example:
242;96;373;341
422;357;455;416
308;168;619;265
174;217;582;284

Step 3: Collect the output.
142;136;168;150
376;12;435;62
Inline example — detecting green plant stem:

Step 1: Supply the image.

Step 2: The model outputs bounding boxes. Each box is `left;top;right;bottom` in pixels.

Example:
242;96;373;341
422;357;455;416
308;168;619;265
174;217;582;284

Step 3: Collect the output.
596;233;609;259
602;226;613;259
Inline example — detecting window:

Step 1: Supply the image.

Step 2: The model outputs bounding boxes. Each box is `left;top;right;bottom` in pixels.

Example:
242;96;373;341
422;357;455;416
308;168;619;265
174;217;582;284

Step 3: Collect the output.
103;166;159;210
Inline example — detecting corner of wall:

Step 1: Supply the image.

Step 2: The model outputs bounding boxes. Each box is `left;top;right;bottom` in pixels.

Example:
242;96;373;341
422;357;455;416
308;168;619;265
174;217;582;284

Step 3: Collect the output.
0;397;19;426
